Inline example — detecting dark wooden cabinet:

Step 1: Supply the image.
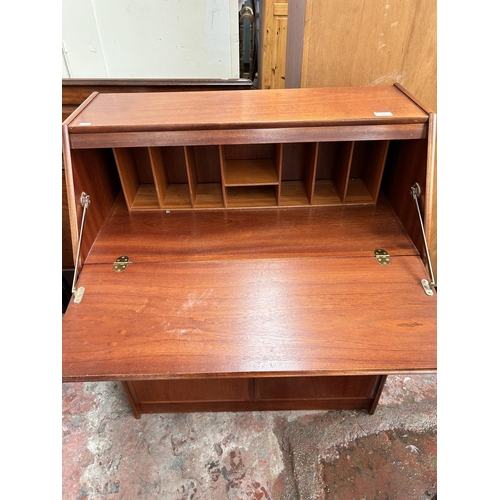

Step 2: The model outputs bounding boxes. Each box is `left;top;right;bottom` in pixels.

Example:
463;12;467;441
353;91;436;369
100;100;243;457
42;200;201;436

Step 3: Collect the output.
62;85;436;418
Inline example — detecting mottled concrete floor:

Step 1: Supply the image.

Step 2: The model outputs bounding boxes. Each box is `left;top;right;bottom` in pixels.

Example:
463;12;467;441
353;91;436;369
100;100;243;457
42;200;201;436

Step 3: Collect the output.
62;374;437;499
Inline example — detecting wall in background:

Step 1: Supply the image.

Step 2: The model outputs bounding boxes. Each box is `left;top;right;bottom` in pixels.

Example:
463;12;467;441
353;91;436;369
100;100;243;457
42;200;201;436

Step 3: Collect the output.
62;0;240;78
284;0;436;111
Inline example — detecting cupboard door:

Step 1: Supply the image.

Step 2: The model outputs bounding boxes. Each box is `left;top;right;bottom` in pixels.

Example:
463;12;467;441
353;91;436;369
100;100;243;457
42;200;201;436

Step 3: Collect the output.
130;379;252;403
255;375;381;401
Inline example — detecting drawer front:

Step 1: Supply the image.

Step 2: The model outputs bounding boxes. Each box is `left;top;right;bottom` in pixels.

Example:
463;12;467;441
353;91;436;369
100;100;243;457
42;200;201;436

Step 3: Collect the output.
254;375;380;401
130;378;252;403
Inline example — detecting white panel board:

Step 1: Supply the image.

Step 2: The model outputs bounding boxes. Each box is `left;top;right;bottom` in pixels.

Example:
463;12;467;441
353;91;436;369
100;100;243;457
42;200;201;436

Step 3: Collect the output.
62;0;240;78
62;0;108;77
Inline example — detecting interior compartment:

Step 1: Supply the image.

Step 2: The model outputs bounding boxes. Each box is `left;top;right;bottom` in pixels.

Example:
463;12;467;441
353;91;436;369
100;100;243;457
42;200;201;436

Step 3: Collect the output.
113;147;160;210
66;136;430;265
225;185;279;207
345;141;390;204
185;145;224;208
221;144;281;185
280;143;317;206
254;375;382;401
149;146;191;209
110;140;394;210
314;141;354;205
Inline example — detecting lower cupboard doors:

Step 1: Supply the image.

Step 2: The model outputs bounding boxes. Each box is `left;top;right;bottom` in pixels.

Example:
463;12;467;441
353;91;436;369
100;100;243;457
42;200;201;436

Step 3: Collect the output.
122;375;387;418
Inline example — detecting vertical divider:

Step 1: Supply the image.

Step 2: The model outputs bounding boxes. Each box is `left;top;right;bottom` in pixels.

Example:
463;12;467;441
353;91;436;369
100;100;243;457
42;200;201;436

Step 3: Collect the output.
333;142;355;203
305;142;319;204
276;143;283;205
149;147;168;207
113;148;140;210
362;140;390;203
218;145;228;208
184;146;198;208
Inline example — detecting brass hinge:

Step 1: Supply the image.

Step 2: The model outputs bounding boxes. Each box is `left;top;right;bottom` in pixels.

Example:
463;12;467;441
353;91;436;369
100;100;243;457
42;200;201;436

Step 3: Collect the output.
374;249;390;265
113;255;130;272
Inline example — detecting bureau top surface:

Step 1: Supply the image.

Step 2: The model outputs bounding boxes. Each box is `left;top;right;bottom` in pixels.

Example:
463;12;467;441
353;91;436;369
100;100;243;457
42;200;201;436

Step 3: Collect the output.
66;86;428;133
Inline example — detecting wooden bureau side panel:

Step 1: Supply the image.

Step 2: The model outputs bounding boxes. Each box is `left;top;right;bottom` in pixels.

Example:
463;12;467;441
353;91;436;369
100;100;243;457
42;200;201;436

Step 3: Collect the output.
382;138;429;261
64;147;121;266
62;168;74;269
130;379;253;403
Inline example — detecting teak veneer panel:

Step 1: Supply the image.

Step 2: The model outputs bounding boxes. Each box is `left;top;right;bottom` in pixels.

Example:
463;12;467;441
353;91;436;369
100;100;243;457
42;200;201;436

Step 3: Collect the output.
224;159;280;185
130;379;253;403
123;375;387;416
66;86;428;134
254;375;381;400
69;124;426;150
84;195;418;265
62;254;435;382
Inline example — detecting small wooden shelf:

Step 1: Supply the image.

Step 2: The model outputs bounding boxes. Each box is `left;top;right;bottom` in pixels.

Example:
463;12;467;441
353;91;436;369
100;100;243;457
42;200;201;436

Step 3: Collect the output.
221;144;281;186
224;159;279;186
314;142;354;204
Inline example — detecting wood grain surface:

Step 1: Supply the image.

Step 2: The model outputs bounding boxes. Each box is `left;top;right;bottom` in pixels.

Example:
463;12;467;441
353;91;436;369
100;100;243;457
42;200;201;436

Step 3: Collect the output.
62;254;436;382
66;86;428;134
62;78;253;121
62;86;436;394
123;375;387;415
297;0;437;112
83;194;419;265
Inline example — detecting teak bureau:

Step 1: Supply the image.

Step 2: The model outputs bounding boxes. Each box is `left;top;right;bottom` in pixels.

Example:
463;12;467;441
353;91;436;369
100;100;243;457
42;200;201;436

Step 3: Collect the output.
62;85;437;418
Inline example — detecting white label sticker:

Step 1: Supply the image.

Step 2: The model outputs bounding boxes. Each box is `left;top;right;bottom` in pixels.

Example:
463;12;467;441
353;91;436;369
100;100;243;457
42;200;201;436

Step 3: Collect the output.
79;122;92;126
374;112;393;117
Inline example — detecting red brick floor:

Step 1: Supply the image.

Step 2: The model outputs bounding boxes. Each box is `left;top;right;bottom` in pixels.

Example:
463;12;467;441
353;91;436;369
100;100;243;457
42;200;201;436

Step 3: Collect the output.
62;374;436;499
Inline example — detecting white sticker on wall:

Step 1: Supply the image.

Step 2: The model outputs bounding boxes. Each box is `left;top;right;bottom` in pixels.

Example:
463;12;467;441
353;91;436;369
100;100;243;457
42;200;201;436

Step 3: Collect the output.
373;112;393;117
79;122;92;126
